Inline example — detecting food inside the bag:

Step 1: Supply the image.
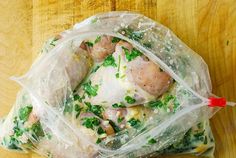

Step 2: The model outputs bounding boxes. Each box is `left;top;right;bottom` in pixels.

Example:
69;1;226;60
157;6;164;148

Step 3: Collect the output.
0;33;215;158
0;12;220;158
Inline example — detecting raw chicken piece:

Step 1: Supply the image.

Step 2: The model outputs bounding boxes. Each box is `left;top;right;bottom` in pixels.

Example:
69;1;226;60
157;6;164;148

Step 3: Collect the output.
127;55;172;97
116;41;172;97
85;35;116;62
38;47;92;107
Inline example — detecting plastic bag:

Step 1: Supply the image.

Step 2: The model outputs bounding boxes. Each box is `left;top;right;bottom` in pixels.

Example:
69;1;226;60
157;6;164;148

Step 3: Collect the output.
0;11;228;158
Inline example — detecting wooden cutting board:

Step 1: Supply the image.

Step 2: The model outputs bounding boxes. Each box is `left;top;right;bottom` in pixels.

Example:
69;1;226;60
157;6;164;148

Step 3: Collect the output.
0;0;235;158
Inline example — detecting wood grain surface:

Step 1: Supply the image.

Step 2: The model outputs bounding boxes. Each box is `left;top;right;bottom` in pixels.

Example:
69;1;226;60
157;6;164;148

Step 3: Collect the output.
0;0;235;158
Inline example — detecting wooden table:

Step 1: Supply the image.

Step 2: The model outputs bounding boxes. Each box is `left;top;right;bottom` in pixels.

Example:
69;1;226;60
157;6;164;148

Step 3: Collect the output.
0;0;235;158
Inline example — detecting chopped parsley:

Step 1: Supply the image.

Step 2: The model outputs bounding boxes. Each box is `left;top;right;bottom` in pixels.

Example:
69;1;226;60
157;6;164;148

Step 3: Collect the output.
147;100;163;109
117;117;124;123
128;118;141;129
13;117;23;137
82;117;100;130
112;103;126;108
115;73;120;78
119;27;143;41
96;138;102;144
204;136;208;144
31;121;45;140
94;36;101;44
148;138;157;144
163;94;180;112
73;94;85;103
109;120;121;133
46;133;52;140
74;104;83;118
84;102;103;118
83;80;99;97
91;17;98;24
85;41;94;47
115;55;121;78
19;106;33;122
49;36;60;46
63;97;74;114
103;55;117;67
173;98;180;113
112;37;121;43
163;95;174;105
143;42;152;48
91;65;100;73
147;95;180;113
125;96;136;104
7;136;22;150
97;127;106;135
122;47;142;62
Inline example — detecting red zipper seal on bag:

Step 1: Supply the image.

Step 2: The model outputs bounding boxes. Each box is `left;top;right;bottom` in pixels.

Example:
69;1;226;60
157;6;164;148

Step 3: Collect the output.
208;97;226;107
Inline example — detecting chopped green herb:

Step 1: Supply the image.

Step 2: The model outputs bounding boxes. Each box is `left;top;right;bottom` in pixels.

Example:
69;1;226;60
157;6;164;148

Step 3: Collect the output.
128;118;141;129
97;127;106;135
7;136;22;150
91;18;98;24
109;120;121;133
49;37;59;46
13;125;23;137
82;117;100;130
64;104;73;114
159;68;163;72
163;95;174;105
94;36;101;44
226;40;229;45
117;117;124;123
112;37;121;43
23;140;35;150
120;27;143;41
143;42;152;48
47;152;53;158
74;104;83;118
204;136;208;144
12;117;24;140
31;121;45;139
74;94;84;103
147;100;163;109
194;130;205;138
96;138;102;144
112;103;126;108
162;94;180;113
115;73;120;78
85;41;94;47
197;122;203;129
182;129;192;147
19;106;33;122
84;102;104;118
46;133;52;140
103;55;117;67
120;74;126;79
83;81;99;97
173;98;180;113
148;138;157;144
115;55;121;78
91;65;100;73
125;96;136;104
122;47;142;62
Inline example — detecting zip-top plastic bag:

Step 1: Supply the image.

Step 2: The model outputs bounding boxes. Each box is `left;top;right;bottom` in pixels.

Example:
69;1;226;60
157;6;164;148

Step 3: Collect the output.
0;11;234;158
